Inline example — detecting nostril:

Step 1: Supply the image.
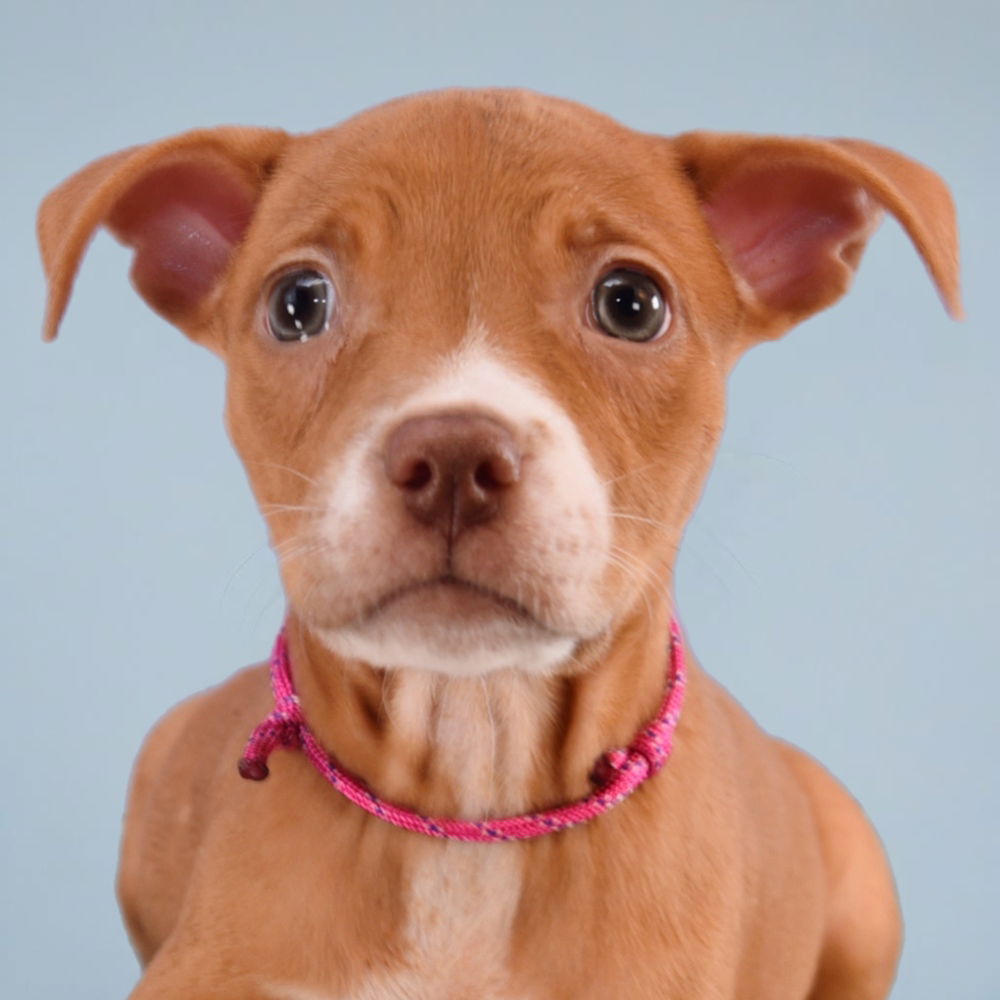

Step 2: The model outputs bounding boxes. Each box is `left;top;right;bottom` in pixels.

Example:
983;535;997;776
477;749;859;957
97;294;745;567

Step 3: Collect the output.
404;459;434;491
474;460;501;491
477;448;520;490
473;453;518;491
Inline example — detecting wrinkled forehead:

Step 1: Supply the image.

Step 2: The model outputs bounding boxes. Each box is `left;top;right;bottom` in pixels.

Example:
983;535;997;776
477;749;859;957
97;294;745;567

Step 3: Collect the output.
250;91;699;264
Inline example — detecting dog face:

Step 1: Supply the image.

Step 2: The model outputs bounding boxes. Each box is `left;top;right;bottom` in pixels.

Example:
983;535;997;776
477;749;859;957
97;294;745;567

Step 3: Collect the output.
220;97;739;676
38;90;960;677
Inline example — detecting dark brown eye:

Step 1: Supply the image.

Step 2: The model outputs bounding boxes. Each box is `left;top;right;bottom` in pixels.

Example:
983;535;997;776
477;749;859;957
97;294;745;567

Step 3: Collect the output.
267;269;333;342
592;269;670;342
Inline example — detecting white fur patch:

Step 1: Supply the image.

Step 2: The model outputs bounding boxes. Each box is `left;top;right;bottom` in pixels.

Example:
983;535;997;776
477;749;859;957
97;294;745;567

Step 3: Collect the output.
305;338;610;677
365;672;542;997
263;670;549;1000
325;619;576;677
359;843;524;999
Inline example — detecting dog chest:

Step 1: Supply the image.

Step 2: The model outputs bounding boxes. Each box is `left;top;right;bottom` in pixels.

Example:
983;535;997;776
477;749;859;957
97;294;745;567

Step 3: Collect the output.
353;843;525;999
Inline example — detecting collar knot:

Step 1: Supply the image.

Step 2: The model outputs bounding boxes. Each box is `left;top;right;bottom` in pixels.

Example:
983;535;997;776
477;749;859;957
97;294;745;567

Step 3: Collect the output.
630;718;676;776
237;708;303;781
238;618;687;841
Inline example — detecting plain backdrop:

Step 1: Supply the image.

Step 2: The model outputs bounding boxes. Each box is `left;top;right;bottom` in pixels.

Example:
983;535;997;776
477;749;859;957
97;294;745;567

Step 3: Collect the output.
2;1;996;996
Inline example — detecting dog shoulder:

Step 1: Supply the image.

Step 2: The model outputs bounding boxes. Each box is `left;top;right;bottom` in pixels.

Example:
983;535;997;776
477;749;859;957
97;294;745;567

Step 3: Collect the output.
130;662;272;793
774;741;903;995
117;662;271;963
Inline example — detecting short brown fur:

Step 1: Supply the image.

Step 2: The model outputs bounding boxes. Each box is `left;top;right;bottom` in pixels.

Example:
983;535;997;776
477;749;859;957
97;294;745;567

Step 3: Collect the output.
38;89;960;999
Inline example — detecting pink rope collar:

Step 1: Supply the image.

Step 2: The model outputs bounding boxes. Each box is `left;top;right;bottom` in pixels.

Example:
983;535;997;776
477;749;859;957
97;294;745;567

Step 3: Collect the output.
238;619;687;842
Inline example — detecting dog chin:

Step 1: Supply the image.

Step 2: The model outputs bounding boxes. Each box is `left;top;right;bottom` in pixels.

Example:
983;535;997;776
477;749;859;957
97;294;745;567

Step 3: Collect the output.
315;615;577;676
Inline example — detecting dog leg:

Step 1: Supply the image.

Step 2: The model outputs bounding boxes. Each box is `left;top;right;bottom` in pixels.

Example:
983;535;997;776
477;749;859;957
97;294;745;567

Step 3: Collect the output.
129;965;280;1000
778;744;903;1000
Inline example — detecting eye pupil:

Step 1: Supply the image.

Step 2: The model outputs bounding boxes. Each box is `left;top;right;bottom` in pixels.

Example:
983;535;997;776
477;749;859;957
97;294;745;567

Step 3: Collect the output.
268;269;332;342
593;269;669;342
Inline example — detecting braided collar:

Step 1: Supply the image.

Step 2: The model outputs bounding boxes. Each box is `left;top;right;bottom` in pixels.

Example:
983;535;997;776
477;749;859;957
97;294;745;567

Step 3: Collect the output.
238;619;687;842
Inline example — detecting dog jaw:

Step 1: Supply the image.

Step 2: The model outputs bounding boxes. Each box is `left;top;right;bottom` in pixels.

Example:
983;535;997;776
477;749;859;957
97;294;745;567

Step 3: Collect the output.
291;342;612;676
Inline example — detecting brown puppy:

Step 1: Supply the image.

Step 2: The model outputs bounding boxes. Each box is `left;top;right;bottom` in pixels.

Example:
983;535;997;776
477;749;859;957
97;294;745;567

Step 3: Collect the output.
38;89;960;1000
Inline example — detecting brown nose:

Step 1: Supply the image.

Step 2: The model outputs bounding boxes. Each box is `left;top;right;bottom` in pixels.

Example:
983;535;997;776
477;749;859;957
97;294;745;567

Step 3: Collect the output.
384;412;521;540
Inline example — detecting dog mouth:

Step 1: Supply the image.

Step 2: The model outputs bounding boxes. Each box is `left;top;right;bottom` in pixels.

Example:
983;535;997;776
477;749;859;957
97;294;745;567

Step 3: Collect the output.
316;570;581;675
359;573;544;629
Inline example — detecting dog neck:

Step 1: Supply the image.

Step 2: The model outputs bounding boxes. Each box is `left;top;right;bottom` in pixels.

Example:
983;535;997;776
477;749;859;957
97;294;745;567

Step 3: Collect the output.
283;604;679;820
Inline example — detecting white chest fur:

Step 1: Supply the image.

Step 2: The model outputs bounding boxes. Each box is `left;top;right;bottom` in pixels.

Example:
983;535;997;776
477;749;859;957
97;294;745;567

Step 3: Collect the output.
265;647;561;1000
346;842;525;1000
267;832;527;1000
346;672;540;997
275;672;551;1000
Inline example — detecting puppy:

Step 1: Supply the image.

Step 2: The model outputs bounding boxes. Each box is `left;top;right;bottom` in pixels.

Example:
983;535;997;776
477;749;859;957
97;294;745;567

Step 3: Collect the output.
38;89;960;999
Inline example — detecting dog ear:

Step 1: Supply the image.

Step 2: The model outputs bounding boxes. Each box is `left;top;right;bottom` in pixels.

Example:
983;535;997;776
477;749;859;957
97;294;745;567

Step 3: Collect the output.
672;131;962;338
37;126;289;347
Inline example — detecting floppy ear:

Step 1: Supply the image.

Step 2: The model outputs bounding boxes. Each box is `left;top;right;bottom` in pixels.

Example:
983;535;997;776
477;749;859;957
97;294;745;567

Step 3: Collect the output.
672;131;962;338
37;126;289;346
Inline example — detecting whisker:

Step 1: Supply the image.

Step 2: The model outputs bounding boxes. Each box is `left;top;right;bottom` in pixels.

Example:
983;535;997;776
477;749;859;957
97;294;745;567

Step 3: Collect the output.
271;536;306;556
687;517;756;583
605;549;661;628
600;458;670;489
610;542;674;622
221;542;274;605
276;542;328;564
608;509;673;530
677;537;734;598
260;503;328;518
609;500;751;591
251;581;287;633
609;543;666;589
271;531;319;553
716;446;801;474
248;460;324;490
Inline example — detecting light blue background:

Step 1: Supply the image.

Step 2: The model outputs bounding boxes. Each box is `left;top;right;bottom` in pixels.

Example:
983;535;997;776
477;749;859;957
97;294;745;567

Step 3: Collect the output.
2;1;996;996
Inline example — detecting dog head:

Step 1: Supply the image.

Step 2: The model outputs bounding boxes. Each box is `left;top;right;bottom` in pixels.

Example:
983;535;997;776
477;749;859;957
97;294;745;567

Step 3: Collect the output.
38;89;960;677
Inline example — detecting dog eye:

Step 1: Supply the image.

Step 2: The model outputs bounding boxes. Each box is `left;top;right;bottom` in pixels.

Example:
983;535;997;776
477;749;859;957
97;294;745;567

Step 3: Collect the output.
267;269;333;342
592;269;670;342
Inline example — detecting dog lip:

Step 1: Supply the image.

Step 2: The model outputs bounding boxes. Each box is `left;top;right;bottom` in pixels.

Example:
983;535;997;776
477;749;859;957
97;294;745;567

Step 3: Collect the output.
361;573;547;629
